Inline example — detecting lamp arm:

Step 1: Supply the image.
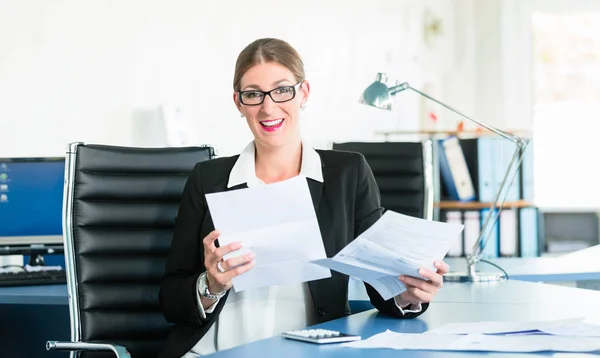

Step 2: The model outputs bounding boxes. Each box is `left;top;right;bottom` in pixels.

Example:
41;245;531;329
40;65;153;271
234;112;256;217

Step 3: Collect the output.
389;82;531;263
390;83;521;144
471;139;530;260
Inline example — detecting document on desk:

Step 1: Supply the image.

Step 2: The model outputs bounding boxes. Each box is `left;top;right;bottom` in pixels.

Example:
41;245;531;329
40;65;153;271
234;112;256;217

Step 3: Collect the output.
313;211;464;300
342;330;600;353
425;317;585;335
205;176;330;292
426;317;600;337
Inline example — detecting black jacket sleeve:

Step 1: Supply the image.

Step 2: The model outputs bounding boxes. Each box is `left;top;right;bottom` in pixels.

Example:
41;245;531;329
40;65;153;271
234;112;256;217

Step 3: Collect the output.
159;162;227;327
353;153;429;319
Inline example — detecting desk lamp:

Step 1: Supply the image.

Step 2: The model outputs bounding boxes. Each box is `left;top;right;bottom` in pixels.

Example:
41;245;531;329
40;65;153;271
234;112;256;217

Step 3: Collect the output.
359;73;530;282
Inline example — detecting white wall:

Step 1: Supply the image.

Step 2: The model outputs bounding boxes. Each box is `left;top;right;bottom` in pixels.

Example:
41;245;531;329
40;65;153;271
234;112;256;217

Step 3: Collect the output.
0;0;464;158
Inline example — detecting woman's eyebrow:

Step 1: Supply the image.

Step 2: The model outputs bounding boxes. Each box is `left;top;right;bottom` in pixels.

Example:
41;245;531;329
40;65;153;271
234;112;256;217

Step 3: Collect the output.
242;79;293;91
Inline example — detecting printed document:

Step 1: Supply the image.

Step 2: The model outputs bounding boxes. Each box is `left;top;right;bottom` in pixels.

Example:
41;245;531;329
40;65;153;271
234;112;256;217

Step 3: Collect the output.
313;211;464;300
343;330;600;353
205;176;330;292
426;317;600;337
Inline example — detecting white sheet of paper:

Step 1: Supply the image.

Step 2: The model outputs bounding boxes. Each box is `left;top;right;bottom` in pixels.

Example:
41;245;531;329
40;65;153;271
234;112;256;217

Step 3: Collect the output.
425;317;584;335
342;330;600;353
314;211;464;300
205;176;330;292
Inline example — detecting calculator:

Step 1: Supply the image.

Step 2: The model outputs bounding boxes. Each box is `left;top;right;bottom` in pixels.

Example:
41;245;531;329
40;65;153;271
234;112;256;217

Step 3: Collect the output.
281;329;361;344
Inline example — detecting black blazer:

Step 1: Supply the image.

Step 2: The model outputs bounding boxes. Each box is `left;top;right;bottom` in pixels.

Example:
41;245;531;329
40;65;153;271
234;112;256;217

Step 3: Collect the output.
159;149;428;358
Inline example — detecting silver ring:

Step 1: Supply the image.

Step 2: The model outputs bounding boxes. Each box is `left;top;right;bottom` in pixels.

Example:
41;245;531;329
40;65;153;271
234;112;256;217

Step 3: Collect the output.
217;261;226;273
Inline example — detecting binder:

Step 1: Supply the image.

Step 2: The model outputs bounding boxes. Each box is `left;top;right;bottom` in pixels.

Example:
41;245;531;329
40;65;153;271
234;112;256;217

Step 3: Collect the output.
463;211;481;256
519;143;534;200
501;140;521;201
438;136;476;201
444;211;464;257
458;138;496;202
480;208;499;258
519;207;539;257
499;209;518;257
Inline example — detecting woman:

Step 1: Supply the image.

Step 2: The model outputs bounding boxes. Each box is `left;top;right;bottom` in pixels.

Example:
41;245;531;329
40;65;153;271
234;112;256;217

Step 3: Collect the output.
159;38;449;358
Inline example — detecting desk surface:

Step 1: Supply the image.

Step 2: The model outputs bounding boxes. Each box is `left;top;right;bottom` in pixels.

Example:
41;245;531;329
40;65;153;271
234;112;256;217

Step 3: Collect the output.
446;245;600;282
207;280;600;357
0;284;67;305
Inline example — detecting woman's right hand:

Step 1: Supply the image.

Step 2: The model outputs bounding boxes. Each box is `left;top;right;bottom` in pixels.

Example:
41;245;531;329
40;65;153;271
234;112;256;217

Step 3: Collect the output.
203;230;255;294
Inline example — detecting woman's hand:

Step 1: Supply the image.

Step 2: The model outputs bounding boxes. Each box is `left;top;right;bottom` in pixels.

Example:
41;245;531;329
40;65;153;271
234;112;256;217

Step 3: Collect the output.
396;260;450;307
203;230;255;294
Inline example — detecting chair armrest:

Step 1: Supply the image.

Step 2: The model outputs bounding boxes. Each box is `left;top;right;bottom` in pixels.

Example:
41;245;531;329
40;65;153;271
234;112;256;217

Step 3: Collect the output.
47;341;131;358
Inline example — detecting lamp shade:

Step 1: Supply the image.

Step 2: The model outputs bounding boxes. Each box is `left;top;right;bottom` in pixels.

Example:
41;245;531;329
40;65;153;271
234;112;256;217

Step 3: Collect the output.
359;73;393;110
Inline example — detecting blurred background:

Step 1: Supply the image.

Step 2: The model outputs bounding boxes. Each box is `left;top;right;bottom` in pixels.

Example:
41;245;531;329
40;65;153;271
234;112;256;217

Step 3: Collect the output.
2;0;600;259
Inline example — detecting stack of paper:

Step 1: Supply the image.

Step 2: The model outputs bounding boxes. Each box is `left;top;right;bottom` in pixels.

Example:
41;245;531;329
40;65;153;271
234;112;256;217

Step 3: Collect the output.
344;319;600;353
425;317;600;337
313;211;464;300
342;330;600;353
205;176;331;292
205;176;464;297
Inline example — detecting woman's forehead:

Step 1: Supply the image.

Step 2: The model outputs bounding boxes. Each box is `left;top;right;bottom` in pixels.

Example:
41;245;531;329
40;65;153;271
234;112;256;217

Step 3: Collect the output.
241;62;295;90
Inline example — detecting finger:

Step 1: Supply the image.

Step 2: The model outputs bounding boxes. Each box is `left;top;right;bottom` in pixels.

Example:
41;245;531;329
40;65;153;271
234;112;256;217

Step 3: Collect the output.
401;275;438;293
223;259;255;281
213;242;243;260
399;290;422;305
406;287;433;303
202;230;221;250
435;260;450;275
418;268;443;288
220;252;256;271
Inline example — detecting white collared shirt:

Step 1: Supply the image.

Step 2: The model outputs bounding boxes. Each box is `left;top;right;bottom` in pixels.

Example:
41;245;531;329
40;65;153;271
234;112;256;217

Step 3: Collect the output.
185;140;420;357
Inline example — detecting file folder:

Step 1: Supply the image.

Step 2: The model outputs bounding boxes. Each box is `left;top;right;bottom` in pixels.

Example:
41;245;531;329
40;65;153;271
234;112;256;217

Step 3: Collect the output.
444;211;464;257
480;208;499;258
499;209;518;257
519;207;539;257
519;143;534;200
501;140;521;201
438;137;476;201
463;211;481;255
459;137;496;202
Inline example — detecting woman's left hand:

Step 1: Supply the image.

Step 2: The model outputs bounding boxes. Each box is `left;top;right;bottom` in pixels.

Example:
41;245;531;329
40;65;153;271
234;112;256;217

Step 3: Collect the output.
396;260;450;307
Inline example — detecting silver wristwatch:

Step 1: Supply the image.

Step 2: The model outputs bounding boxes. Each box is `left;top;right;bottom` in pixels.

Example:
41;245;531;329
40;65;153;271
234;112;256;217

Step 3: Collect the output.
198;271;226;300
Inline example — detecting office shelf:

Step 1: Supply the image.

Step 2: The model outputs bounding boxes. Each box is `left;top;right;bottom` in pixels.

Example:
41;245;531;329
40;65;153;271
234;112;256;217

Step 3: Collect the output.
435;200;534;210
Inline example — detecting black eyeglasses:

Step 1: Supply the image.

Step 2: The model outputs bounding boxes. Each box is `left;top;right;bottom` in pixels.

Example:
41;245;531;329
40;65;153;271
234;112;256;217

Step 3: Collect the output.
238;82;302;106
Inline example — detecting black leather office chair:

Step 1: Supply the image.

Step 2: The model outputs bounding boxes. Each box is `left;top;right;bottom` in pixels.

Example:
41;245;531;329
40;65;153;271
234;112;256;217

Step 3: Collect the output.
332;140;434;220
46;143;215;358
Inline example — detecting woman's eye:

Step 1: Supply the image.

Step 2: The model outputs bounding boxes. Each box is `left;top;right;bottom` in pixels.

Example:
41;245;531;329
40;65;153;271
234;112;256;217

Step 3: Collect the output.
275;87;292;94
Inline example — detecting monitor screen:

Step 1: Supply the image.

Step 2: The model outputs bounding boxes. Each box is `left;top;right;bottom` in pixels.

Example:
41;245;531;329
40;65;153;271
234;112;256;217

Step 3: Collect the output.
0;157;65;246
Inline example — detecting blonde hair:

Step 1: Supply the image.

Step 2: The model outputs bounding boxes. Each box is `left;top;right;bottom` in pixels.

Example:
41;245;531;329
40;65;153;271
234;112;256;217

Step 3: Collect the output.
233;38;305;91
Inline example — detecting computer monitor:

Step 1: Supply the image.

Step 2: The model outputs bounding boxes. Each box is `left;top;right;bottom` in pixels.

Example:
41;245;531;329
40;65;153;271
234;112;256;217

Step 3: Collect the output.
0;157;65;260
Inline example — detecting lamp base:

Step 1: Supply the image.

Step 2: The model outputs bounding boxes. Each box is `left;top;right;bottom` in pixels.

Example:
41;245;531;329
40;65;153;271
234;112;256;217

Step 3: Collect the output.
444;271;506;283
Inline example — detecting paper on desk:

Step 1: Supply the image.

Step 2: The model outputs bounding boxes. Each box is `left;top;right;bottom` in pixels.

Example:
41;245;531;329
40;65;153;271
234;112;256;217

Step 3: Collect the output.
313;211;464;300
342;330;600;353
425;317;585;335
205;176;330;292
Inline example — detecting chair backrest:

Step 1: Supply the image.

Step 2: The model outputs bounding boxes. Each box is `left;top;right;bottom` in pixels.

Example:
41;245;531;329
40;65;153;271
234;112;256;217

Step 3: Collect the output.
332;140;434;220
62;143;215;358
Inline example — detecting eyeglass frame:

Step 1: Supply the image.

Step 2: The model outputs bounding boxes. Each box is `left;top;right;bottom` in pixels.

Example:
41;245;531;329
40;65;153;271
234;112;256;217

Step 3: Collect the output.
238;82;303;106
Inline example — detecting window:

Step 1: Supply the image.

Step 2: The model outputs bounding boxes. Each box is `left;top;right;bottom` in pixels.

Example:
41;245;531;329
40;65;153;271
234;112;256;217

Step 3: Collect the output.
532;12;600;209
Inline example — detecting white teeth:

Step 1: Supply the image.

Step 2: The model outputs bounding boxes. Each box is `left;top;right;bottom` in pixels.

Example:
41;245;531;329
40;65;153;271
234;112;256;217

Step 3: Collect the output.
261;119;283;127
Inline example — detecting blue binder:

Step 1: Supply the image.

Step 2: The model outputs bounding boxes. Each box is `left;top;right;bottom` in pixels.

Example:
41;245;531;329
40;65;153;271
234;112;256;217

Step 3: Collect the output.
480;208;499;258
457;137;496;202
438;137;476;202
520;143;534;200
519;207;539;257
501;140;521;201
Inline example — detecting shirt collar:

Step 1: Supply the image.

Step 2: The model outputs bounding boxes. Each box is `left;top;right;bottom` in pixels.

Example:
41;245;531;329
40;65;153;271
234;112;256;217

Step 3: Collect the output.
227;140;323;188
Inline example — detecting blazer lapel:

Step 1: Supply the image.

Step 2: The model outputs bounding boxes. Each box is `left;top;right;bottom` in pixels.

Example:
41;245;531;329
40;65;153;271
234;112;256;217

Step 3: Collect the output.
226;183;248;191
307;178;323;213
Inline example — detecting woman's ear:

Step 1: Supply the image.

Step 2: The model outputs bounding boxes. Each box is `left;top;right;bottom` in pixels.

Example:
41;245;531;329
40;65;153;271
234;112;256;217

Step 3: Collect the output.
233;92;243;112
299;80;310;108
